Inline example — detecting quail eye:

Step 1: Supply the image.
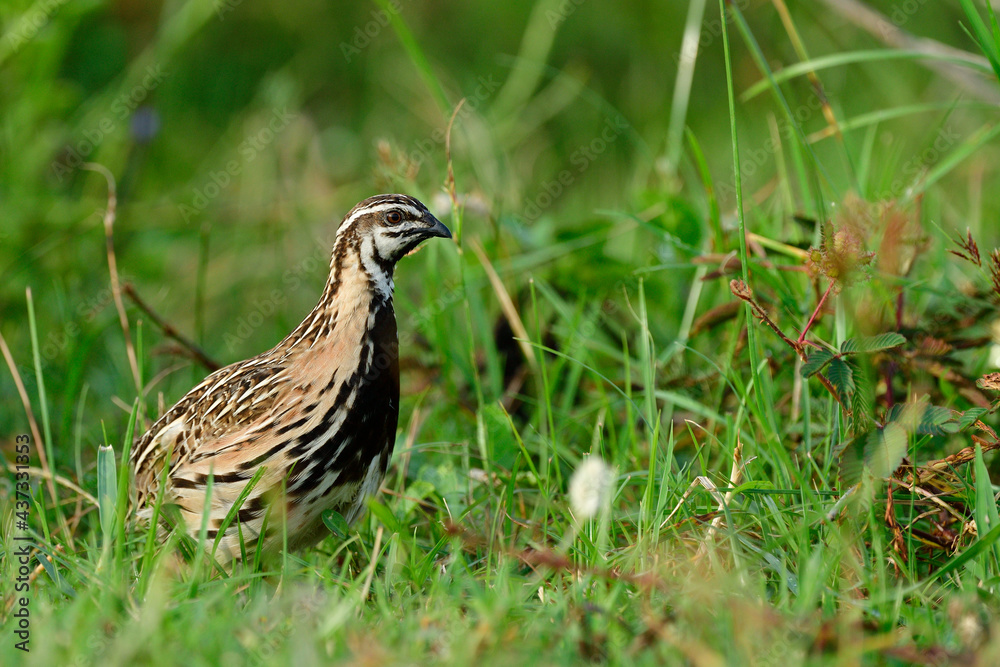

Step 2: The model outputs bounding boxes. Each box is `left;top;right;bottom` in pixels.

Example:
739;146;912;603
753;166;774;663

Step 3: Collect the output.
386;210;402;224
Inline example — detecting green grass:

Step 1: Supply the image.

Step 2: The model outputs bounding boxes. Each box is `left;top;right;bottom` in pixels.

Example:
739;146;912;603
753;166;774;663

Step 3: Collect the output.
3;1;1000;664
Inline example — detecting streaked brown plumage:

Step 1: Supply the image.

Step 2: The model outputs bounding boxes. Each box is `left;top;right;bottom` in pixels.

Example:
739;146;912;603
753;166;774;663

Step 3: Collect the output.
130;194;451;560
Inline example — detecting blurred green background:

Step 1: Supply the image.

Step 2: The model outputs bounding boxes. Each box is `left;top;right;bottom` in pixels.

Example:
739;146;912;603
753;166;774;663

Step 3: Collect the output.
2;0;998;452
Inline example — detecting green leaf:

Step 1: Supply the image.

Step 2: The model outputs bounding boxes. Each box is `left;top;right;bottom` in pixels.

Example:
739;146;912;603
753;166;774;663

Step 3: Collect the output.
826;357;855;405
917;405;960;436
973;444;1000;567
850;358;874;433
959;0;1000;83
837;433;866;487
35;545;75;597
837;423;909;486
887;402;960;436
322;510;351;541
396;479;436;519
729;480;774;494
367;499;401;534
958;407;989;432
210;466;267;559
740;50;996;102
916;123;1000;200
686;129;723;251
97;444;117;549
838;338;861;354
840;332;906;354
372;0;450;113
801;349;835;377
117;400;140;559
864;423;909;479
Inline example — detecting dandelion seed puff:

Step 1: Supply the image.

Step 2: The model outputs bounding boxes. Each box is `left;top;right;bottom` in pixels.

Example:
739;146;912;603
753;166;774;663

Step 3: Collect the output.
569;457;612;520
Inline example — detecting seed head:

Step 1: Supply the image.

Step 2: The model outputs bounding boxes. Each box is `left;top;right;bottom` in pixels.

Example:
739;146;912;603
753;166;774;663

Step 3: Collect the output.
568;457;613;520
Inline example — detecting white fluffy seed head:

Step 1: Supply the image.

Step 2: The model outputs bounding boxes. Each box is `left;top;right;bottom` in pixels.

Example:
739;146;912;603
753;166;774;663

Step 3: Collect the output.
991;319;1000;368
569;456;613;520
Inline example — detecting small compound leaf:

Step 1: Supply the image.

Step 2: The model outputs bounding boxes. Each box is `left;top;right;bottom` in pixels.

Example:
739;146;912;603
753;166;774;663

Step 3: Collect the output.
958;407;989;431
864;423;909;479
840;332;906;354
850;358;874;433
802;349;836;377
887;401;960;436
826;357;856;404
839;338;860;354
917;405;960;436
837;433;867;487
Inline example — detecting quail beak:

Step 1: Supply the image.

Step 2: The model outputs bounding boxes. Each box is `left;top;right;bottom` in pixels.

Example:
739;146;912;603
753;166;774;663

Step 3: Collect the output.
424;215;453;240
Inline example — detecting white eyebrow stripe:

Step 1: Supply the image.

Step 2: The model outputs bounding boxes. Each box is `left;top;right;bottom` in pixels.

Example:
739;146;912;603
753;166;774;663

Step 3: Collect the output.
340;201;422;230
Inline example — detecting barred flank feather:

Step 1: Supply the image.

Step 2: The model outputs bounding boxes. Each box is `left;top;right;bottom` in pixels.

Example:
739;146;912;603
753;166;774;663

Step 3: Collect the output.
130;194;451;560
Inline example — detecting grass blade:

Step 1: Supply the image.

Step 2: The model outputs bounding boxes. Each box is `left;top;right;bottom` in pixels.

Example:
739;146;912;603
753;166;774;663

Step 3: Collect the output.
97;444;117;550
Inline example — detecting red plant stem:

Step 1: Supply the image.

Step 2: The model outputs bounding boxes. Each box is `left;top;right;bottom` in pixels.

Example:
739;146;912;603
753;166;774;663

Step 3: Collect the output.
798;278;835;344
